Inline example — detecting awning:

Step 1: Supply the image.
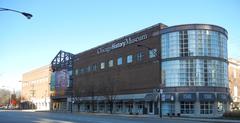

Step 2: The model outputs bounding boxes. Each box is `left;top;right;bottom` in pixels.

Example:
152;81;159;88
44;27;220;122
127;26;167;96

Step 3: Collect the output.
217;93;229;102
144;94;157;101
178;93;196;102
162;93;175;102
199;93;215;102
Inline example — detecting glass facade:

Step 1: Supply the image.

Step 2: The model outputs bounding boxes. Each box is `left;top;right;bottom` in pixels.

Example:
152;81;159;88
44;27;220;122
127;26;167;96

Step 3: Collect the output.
162;59;228;87
161;30;228;87
161;30;227;59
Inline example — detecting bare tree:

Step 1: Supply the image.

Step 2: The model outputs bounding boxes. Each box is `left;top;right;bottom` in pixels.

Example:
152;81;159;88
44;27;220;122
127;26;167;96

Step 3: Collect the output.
85;80;96;112
100;76;118;114
0;89;10;105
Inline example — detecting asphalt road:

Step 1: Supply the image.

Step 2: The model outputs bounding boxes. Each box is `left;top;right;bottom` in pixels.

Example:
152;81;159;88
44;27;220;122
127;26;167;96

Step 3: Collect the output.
0;110;209;123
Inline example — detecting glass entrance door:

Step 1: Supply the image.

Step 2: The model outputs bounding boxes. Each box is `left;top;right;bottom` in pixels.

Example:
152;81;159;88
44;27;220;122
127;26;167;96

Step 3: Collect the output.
148;101;154;114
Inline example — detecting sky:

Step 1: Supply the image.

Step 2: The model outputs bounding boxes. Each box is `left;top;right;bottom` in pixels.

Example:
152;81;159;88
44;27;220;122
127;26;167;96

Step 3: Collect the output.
0;0;239;90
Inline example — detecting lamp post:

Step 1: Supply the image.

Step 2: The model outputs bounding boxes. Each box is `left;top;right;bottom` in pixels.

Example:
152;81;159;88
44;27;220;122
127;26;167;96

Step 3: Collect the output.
0;7;32;19
137;44;163;118
170;95;174;117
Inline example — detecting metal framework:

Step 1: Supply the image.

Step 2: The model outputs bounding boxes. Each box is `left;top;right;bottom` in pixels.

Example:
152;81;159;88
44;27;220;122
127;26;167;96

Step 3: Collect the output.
51;50;74;72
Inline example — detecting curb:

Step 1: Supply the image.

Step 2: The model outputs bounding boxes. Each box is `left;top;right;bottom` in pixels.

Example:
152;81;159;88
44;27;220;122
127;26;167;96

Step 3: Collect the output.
50;111;240;123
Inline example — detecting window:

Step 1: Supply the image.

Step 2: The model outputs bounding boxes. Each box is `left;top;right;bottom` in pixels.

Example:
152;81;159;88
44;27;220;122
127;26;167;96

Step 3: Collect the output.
200;102;213;114
92;64;97;71
117;57;122;65
79;68;84;74
136;52;144;61
180;102;194;114
149;48;157;58
100;62;105;69
127;55;133;63
86;66;91;72
109;59;113;67
115;102;123;112
75;69;78;75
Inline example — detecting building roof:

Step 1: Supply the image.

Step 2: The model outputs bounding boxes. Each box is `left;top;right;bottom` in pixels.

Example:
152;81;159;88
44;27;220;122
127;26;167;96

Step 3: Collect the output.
229;58;240;66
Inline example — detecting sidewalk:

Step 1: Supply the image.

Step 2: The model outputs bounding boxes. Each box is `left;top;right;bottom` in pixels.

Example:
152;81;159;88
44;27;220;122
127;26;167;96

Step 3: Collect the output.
71;112;240;123
21;109;36;112
169;117;240;123
21;109;50;112
22;110;240;123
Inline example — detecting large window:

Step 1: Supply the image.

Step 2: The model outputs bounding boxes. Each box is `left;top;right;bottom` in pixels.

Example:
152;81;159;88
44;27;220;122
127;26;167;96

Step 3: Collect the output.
200;102;214;114
117;57;122;65
127;55;133;63
180;102;194;114
161;30;227;59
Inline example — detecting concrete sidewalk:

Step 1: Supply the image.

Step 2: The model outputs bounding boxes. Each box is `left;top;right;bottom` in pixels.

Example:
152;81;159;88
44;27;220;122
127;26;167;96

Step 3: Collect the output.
20;110;240;123
21;109;36;112
169;117;240;123
71;112;240;123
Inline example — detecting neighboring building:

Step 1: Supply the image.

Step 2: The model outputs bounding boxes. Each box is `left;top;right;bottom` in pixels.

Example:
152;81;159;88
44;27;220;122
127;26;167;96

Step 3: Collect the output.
69;23;229;117
50;50;74;112
20;65;51;111
228;58;240;110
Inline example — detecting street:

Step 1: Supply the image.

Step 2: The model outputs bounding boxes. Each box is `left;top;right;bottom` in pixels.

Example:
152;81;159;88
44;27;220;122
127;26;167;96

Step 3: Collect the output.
0;110;210;123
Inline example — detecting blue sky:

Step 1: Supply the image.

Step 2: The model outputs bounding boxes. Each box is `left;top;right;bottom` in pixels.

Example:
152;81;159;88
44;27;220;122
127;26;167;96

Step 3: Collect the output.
0;0;239;90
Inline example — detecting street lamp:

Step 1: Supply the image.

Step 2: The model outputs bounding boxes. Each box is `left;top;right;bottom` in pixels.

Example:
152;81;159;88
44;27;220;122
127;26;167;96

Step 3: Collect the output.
137;44;163;118
170;95;174;117
0;7;33;19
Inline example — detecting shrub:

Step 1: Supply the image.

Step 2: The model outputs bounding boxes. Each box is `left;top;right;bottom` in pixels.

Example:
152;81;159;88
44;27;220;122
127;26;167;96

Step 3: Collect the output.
223;111;240;118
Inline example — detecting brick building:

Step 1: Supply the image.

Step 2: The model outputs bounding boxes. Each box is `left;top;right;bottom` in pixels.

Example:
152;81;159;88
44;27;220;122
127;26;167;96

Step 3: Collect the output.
20;65;51;111
66;23;230;117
